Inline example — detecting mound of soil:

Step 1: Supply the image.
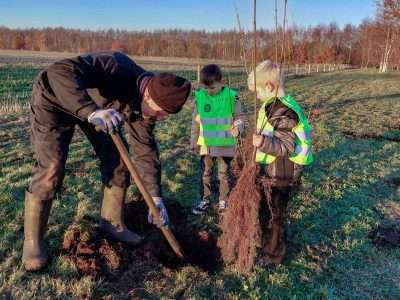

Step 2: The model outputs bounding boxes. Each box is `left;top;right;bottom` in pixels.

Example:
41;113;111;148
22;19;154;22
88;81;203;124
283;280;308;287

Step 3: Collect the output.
62;200;222;277
62;224;128;276
369;219;400;248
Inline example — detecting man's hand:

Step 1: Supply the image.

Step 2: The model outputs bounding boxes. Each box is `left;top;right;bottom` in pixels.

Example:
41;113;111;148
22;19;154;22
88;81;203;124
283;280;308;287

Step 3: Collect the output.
148;197;169;228
253;134;264;148
88;109;123;133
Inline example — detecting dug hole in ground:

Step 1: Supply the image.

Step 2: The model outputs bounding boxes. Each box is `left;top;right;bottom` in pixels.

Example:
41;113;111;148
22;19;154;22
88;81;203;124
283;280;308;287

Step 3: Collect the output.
62;199;222;277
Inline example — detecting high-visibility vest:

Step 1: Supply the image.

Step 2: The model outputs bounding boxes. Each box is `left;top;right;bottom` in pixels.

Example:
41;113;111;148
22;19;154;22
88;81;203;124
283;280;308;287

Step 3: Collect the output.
256;95;313;165
195;87;237;147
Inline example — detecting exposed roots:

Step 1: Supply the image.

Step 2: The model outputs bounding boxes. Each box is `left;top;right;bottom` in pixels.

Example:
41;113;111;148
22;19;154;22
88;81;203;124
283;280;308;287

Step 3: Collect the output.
217;165;263;274
231;132;255;179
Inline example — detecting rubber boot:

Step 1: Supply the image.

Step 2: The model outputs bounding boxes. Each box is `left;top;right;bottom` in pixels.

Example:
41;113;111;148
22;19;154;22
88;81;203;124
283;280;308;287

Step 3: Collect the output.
22;191;52;271
99;186;143;245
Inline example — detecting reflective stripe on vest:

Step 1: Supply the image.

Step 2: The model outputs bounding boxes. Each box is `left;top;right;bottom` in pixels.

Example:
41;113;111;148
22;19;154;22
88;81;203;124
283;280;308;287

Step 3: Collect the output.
201;131;234;138
201;118;232;125
195;87;237;147
294;130;312;141
294;144;310;156
255;95;313;165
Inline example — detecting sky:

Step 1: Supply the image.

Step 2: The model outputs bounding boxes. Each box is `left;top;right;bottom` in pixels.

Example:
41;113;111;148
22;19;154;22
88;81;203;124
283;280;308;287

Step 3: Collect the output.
0;0;376;31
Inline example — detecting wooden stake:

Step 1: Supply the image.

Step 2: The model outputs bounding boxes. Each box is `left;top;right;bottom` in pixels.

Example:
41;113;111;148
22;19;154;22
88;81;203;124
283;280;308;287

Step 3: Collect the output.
197;65;201;83
253;0;258;125
236;5;249;75
274;0;278;62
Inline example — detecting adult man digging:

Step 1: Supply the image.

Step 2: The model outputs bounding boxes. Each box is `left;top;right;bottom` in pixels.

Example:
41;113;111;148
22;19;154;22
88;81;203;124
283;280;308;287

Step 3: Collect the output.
23;51;191;271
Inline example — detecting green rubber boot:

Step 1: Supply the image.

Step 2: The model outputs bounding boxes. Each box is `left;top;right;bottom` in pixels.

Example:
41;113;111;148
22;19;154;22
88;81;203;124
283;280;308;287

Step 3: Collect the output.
99;186;143;246
22;191;52;271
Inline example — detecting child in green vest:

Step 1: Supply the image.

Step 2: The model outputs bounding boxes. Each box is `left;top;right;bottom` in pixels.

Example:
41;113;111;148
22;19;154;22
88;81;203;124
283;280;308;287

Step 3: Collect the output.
249;60;313;267
191;64;244;215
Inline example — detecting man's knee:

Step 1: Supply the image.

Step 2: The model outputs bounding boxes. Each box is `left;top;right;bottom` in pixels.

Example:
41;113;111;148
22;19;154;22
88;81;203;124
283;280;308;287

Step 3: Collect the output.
102;163;130;188
29;160;65;200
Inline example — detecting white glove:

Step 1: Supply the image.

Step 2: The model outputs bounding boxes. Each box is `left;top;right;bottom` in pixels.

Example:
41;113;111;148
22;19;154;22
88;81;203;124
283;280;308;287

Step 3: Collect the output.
147;197;169;228
88;109;123;133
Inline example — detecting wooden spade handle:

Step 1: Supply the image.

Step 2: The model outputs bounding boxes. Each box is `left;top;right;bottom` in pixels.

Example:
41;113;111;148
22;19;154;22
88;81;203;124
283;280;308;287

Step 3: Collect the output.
110;131;185;258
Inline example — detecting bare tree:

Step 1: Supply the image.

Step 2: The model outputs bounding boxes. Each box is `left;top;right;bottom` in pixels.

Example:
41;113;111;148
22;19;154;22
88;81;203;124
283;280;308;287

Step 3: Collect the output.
377;0;400;72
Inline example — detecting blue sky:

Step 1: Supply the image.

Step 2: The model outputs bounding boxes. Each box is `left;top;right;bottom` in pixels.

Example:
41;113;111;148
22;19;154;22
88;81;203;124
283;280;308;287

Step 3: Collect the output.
0;0;376;31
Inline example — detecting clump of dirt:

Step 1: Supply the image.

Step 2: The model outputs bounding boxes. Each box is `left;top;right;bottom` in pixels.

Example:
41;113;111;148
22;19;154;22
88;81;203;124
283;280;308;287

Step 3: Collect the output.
369;219;400;248
342;130;400;142
62;223;128;276
217;164;264;274
124;200;222;274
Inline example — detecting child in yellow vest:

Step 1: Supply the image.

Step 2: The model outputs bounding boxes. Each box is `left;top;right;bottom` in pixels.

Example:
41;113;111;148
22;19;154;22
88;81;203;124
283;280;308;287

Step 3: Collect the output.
249;60;313;267
191;64;244;215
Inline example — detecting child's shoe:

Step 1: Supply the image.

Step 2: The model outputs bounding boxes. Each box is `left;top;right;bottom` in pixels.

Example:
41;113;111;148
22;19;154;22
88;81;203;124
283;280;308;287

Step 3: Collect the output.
192;200;209;215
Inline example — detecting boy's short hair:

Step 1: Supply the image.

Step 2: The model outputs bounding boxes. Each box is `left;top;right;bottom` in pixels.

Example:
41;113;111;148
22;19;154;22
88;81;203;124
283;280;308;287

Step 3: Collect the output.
200;64;222;87
247;60;285;91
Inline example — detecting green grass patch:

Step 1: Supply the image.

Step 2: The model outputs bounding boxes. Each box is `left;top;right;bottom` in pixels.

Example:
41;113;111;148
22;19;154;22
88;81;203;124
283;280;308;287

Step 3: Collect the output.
0;67;399;299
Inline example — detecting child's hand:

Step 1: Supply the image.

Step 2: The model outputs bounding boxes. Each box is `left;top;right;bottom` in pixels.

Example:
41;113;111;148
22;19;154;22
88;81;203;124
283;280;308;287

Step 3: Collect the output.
231;119;244;137
231;126;240;137
252;134;264;148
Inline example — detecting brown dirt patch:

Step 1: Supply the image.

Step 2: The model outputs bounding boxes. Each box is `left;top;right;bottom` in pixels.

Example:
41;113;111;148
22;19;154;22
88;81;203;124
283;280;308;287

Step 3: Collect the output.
62;225;128;276
125;201;222;274
342;130;400;142
62;200;222;277
369;219;400;248
387;177;400;187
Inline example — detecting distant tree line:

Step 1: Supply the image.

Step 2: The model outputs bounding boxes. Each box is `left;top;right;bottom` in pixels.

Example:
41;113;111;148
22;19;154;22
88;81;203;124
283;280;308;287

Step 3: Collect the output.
0;0;398;71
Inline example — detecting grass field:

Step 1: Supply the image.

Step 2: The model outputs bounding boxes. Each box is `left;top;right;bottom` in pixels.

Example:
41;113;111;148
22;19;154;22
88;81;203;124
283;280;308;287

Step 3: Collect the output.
0;55;400;299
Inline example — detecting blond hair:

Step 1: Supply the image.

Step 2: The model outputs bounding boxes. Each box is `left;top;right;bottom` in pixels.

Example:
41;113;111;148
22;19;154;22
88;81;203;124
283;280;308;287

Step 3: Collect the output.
247;60;285;91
